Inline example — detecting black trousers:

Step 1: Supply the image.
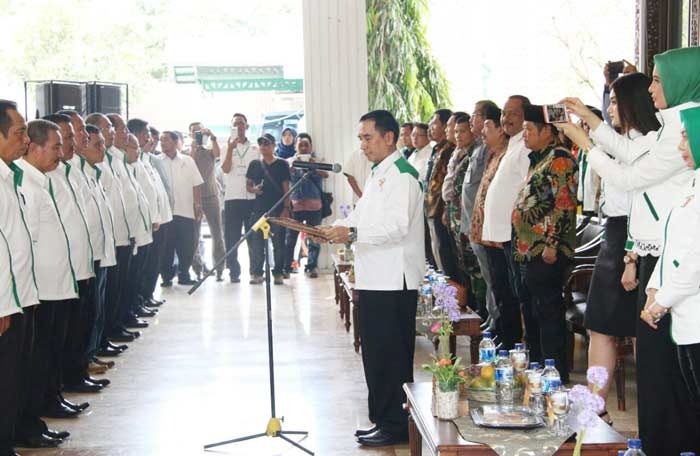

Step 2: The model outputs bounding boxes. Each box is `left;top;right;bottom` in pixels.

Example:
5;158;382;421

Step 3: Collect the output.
162;216;195;282
224;199;254;278
523;255;569;382
431;215;458;278
358;286;417;435
249;212;286;276
62;280;92;387
0;312;25;453
636;256;700;455
505;241;539;361
124;243;150;317
484;245;521;351
141;222;169;300
17;304;47;440
104;244;132;339
87;264;107;360
284;210;322;272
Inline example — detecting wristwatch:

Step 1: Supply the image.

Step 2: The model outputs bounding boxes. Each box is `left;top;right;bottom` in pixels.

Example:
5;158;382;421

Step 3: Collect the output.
623;255;638;265
348;227;357;243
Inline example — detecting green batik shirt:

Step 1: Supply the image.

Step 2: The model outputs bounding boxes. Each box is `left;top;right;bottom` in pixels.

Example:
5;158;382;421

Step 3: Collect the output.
512;144;578;263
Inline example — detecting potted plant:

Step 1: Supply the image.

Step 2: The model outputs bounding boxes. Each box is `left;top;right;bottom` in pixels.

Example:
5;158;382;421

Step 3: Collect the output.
423;354;466;420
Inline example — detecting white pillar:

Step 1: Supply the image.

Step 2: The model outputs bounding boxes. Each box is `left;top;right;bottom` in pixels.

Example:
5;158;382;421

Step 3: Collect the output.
302;0;369;268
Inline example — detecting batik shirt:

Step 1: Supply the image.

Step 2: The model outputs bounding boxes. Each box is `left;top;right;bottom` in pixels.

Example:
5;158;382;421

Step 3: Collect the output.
447;147;473;234
424;140;455;218
512;144;578;262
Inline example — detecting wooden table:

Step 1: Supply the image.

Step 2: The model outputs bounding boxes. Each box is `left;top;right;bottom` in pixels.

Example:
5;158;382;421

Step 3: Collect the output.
403;382;627;456
331;253;352;328
339;271;360;351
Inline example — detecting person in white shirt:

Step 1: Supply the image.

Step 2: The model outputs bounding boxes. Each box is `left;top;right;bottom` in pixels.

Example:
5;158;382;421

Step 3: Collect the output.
15;119;79;447
481;95;533;354
160;130;204;286
407;122;432;183
221;113;258;283
90;113;138;347
642;105;700;455
43;112;102;413
560;46;700;455
106;113;152;331
320;110;425;447
127;119;172;307
342;147;373;200
0;100;40;456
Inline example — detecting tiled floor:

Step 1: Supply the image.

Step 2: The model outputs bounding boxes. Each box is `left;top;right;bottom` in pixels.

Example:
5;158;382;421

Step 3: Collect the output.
21;258;638;455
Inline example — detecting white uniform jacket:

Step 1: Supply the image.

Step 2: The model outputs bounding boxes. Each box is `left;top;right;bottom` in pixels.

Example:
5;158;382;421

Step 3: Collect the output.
587;102;699;255
82;160;117;267
647;172;700;345
125;161;153;248
0;159;39;310
334;150;425;291
16;159;78;301
46;162;94;280
100;149;131;246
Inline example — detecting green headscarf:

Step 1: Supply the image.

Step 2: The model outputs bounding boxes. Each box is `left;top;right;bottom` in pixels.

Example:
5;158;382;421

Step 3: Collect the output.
653;47;700;107
680;106;700;170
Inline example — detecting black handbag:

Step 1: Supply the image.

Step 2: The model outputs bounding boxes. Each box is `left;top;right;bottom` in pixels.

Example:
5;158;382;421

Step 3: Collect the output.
311;178;333;219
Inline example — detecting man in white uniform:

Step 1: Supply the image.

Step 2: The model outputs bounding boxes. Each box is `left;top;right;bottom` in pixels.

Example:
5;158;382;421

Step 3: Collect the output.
321;110;425;447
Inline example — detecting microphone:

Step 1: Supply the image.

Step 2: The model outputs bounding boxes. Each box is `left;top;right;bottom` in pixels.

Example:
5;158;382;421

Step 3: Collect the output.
292;160;342;173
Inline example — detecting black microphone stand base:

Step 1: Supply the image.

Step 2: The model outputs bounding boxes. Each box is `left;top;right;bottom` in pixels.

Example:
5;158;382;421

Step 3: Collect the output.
203;417;312;455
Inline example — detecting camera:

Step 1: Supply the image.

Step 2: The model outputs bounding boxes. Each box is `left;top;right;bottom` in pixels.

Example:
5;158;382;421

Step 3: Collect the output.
195;131;203;146
543;104;569;124
608;60;625;79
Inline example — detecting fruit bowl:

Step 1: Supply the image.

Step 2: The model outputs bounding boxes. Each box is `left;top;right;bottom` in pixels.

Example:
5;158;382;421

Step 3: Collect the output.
461;363;525;403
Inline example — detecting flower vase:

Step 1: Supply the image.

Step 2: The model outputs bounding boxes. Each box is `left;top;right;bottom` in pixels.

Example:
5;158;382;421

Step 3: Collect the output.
435;389;459;420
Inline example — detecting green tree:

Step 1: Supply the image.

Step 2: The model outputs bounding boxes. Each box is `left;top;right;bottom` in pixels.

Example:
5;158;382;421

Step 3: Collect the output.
366;0;451;122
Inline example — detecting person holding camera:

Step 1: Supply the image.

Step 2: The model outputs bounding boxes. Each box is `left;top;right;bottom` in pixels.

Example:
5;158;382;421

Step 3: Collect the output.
189;122;225;281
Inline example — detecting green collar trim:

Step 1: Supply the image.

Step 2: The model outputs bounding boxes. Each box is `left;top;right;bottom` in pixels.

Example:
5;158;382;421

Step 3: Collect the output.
8;162;23;188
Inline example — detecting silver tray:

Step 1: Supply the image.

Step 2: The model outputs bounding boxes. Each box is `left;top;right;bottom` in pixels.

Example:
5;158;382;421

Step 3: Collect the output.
470;405;545;429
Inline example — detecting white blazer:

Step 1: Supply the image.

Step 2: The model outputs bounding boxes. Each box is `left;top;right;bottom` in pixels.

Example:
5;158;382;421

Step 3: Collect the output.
647;170;700;345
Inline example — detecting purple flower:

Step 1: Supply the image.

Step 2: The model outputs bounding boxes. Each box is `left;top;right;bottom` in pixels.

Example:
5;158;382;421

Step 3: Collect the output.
433;283;460;322
577;409;598;429
586;366;609;390
568;384;592;405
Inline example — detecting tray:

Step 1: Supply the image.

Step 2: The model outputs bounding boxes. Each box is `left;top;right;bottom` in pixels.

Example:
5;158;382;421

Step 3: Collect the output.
470;404;545;429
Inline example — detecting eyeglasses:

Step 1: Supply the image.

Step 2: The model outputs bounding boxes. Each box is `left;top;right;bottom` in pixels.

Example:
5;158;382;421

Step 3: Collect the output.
257;139;273;146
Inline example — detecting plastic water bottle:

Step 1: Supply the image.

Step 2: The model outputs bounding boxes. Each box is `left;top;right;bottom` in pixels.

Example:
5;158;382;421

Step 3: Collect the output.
509;343;529;372
526;362;544;414
419;279;432;314
541;359;561;395
479;331;496;364
495;350;514;405
623;438;646;455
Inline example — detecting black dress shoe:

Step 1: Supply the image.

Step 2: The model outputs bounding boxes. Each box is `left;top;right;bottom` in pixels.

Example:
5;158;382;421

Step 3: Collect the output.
42;401;81;418
15;433;62;448
108;341;128;351
122;327;141;338
61;397;89;411
85;376;110;387
178;277;197;285
357;429;408;447
135;306;157;318
97;346;122;357
161;280;172;287
354;425;379;437
44;429;70;440
124;317;149;329
63;379;103;393
108;330;136;342
144;298;164;307
92;357;116;368
230;275;241;283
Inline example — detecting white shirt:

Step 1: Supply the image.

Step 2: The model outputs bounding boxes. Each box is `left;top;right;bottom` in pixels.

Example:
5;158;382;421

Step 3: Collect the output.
16;159;78;301
0;225;20;318
481;131;530;243
343;149;373;201
142;153;173;224
46;162;94;280
223;141;258;201
597;130;644;218
161;151;204;219
576;152;600;213
587;102;699;256
647;171;700;345
82;160;117;267
108;146;143;244
125;162;153;247
408;143;432;183
0;159;39;309
99;149;130;246
335;150;425;290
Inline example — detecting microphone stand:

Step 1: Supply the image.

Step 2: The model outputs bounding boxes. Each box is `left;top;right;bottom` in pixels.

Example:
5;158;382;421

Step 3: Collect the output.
190;169;317;455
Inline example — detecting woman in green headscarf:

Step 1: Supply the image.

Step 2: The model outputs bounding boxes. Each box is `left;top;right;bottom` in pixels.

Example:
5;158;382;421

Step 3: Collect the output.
641;106;700;455
560;46;700;455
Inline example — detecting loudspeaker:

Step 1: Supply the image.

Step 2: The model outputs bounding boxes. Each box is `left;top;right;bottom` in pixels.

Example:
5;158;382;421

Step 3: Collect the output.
87;83;122;115
35;82;86;117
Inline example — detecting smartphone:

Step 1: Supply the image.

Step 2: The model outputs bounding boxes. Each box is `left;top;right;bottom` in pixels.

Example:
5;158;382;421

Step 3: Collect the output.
608;60;625;77
195;131;203;146
543;104;570;124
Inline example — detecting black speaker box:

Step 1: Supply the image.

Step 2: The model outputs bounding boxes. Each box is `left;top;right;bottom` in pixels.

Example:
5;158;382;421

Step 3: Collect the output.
35;82;86;117
87;83;122;115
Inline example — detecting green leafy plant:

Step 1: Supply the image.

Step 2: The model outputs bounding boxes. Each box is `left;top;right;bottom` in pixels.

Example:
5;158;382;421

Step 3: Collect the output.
366;0;451;121
423;355;466;392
